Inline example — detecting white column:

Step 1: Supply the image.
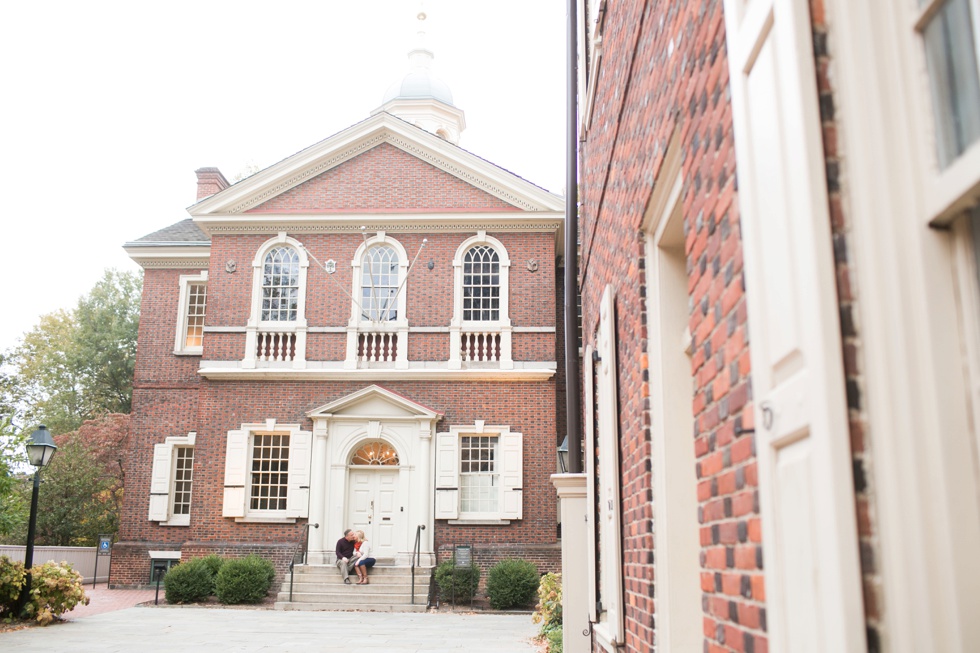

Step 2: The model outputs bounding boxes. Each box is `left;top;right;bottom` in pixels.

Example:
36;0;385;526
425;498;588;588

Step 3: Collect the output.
553;473;590;653
306;421;330;564
418;420;435;565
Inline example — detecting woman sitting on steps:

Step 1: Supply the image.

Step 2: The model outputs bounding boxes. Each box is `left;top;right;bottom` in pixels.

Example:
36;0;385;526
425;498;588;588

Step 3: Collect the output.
353;530;376;584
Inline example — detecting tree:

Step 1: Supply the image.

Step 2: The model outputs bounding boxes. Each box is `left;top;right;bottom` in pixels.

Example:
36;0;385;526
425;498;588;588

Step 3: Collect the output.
6;414;130;546
0;418;28;538
5;269;141;434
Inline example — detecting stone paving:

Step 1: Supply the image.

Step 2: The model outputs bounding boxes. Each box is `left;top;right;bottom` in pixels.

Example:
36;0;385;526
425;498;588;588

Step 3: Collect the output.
2;588;542;652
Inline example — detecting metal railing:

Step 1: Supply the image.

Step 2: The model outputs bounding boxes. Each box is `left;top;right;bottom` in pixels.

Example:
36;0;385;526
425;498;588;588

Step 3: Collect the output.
287;522;318;603
411;523;425;605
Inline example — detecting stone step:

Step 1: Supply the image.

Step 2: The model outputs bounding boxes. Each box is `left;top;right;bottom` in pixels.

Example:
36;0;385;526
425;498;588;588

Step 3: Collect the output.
274;601;429;613
275;565;435;612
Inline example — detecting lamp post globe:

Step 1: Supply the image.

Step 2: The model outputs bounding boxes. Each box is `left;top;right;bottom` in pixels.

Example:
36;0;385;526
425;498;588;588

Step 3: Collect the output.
17;425;58;618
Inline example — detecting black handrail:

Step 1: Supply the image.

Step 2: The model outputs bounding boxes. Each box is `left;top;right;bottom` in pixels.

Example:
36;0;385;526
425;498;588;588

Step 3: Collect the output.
289;522;318;603
301;522;319;565
411;524;425;604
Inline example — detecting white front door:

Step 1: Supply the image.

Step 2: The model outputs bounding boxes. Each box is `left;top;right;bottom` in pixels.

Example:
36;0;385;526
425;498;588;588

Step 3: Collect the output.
347;469;400;558
723;0;866;650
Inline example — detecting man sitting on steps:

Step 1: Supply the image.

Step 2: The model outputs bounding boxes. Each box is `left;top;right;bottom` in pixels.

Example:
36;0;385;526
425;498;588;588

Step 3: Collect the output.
335;528;357;585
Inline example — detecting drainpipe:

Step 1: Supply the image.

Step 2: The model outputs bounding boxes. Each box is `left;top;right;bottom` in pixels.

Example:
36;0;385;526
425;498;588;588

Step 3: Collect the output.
564;0;582;474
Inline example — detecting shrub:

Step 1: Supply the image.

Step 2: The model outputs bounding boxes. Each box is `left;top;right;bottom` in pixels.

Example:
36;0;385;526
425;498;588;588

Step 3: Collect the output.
532;572;563;630
18;561;89;625
164;558;214;604
545;624;563;653
201;555;225;587
486;559;539;610
434;560;481;603
0;556;26;620
214;555;276;604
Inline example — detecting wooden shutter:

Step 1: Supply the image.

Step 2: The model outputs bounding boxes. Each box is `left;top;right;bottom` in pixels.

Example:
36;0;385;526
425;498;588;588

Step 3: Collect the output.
147;442;172;521
499;431;523;519
222;429;248;518
723;0;866;649
434;431;460;519
286;430;312;518
584;343;598;623
596;286;624;644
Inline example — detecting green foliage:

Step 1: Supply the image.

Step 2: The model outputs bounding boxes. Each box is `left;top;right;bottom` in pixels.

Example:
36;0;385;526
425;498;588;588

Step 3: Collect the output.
5;269;141;434
214;555;276;605
164;558;215;604
545;624;563;653
532;572;563;628
0;559;89;625
486;559;540;610
0;556;26;620
7;415;130;547
0;418;29;538
434;560;481;603
200;554;225;580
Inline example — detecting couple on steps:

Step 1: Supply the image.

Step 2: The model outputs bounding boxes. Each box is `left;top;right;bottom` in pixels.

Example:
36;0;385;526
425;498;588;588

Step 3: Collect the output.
335;528;376;585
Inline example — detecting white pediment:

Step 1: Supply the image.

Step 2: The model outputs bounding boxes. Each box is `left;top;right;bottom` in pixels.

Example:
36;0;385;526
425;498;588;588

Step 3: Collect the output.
307;385;443;421
188;112;564;224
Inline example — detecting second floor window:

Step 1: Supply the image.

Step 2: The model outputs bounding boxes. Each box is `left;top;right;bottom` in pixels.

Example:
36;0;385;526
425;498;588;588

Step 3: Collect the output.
361;245;399;321
183;283;207;348
262;247;300;321
463;245;500;321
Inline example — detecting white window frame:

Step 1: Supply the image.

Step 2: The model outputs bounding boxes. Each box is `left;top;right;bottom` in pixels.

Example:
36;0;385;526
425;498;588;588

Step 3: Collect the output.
243;233;309;368
174;271;207;355
345;232;410;369
434;422;522;523
222;419;312;523
148;432;196;526
449;232;513;369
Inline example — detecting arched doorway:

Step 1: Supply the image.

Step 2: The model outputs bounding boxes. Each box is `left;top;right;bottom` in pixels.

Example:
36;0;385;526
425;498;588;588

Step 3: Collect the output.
346;439;402;559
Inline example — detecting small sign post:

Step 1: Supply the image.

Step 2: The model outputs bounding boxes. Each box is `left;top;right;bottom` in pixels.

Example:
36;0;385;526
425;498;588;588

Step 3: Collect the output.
94;534;112;588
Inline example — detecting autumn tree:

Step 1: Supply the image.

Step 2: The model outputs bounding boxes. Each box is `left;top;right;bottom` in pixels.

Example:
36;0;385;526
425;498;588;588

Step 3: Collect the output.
0;418;28;538
5;269;141;434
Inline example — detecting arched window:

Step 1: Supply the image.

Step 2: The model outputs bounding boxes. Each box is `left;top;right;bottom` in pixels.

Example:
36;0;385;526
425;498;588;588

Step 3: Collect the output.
361;245;399;321
462;245;500;321
350;440;400;466
262;246;300;322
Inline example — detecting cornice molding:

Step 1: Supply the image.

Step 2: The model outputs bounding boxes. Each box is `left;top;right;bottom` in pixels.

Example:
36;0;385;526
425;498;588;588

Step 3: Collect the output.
193;213;563;235
197;365;556;382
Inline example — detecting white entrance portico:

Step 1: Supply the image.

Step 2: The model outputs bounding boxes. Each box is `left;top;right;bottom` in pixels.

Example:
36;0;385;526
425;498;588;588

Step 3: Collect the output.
304;385;443;566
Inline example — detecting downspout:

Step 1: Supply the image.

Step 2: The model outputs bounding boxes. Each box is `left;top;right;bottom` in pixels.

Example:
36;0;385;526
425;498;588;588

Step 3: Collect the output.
564;0;582;474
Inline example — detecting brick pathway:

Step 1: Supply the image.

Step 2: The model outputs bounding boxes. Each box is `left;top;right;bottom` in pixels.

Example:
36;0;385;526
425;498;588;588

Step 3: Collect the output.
64;586;159;620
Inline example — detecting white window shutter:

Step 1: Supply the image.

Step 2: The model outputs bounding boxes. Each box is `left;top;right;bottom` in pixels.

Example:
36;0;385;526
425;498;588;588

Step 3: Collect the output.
499;431;523;520
223;429;248;518
434;432;460;519
286;430;312;518
148;442;172;521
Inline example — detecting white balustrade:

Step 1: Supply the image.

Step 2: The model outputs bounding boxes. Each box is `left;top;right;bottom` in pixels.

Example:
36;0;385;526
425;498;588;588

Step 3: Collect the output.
461;331;501;362
256;331;297;362
359;331;399;363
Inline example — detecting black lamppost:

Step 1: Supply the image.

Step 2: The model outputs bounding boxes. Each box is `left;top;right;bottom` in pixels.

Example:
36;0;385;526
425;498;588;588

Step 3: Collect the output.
17;425;57;618
557;435;569;474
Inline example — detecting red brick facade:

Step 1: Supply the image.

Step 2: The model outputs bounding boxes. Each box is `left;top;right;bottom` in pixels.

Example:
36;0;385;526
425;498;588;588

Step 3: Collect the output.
116;132;564;588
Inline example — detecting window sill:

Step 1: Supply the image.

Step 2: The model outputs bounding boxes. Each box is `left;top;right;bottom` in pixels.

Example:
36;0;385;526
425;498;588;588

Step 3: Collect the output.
232;516;298;524
447;519;512;526
156;521;190;527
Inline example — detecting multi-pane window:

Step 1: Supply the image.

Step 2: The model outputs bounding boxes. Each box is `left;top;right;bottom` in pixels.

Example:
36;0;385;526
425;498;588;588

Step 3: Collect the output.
460;435;499;513
250;433;290;511
361;246;399;321
183;283;207;349
171;446;194;516
920;0;980;167
261;247;300;321
462;246;500;321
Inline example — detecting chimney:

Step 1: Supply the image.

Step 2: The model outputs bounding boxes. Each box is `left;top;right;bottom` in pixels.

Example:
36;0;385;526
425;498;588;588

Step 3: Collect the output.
195;167;230;201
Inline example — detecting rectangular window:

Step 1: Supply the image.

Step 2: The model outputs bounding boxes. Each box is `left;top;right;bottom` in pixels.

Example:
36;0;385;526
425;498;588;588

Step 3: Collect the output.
171;446;194;516
462;254;501;321
920;0;980;167
183;283;207;348
460;435;499;513
249;433;290;511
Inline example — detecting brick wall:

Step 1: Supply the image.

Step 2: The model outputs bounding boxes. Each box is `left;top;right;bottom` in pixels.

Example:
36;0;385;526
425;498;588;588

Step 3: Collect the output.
245;143;520;213
578;1;762;651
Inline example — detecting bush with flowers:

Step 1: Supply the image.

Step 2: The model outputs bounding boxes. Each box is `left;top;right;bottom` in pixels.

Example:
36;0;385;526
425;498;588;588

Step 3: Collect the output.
0;556;89;624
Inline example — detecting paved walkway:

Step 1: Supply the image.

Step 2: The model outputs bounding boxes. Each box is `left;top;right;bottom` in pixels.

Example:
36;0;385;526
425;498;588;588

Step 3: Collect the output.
65;585;159;619
2;588;542;652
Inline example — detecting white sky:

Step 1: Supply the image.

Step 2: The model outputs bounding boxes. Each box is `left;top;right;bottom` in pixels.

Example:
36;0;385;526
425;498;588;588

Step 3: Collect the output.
0;0;567;352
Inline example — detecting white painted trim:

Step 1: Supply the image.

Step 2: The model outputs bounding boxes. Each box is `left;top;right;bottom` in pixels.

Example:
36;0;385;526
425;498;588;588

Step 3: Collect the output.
450;234;513;369
822;2;980;649
174;271;208;355
198;362;556;381
244;234;309;368
148;432;196;526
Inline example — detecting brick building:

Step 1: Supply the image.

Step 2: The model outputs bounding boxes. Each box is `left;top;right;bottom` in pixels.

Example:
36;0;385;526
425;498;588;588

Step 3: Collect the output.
556;0;980;652
112;42;565;587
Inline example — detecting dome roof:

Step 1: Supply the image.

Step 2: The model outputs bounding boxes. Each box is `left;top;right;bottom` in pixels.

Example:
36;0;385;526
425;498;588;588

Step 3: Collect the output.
382;48;454;106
